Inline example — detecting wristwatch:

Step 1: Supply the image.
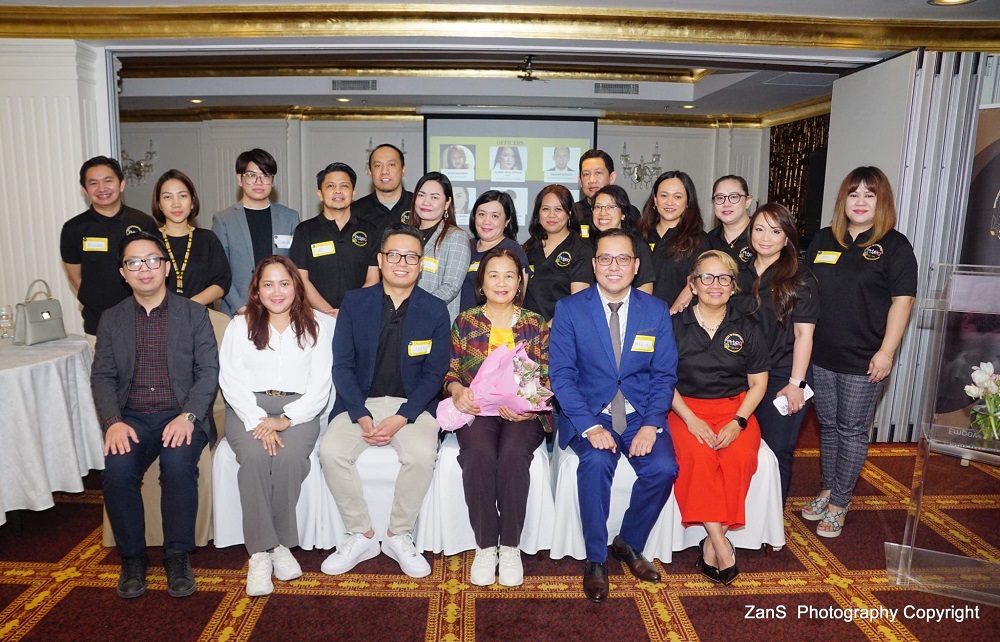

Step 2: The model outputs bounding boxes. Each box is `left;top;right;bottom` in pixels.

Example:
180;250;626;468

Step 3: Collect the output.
182;412;197;424
734;415;748;430
789;377;807;389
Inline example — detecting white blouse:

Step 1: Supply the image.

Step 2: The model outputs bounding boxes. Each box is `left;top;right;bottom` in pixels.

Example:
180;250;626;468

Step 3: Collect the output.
219;312;335;432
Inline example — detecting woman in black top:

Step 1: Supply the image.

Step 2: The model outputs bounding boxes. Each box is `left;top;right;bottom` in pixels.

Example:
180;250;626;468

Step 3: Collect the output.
521;185;594;322
637;171;708;314
460;190;530;310
802;166;917;538
151;169;231;306
707;175;754;266
736;203;819;508
590;185;654;295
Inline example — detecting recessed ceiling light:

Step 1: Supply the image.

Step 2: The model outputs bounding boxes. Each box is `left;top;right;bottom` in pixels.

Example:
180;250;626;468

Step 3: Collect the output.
927;0;976;5
336;98;351;103
682;105;695;109
189;99;203;104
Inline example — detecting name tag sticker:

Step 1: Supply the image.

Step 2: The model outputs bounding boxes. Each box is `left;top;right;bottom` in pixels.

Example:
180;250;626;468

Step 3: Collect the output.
422;256;440;273
528;264;535;273
408;339;432;356
649;242;655;251
311;241;335;257
274;234;293;249
631;335;655;352
82;237;108;252
814;251;841;264
468;261;480;273
580;225;590;239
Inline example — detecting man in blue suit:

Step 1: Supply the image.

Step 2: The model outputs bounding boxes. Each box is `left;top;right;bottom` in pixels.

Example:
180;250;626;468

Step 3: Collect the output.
550;228;679;603
319;223;450;579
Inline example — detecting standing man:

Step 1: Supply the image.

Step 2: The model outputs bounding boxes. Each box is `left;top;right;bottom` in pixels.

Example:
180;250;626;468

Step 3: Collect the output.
92;231;219;600
61;156;158;336
549;228;679;603
319;223;450;579
212;148;300;316
352;143;412;231
574;149;641;235
289;162;381;316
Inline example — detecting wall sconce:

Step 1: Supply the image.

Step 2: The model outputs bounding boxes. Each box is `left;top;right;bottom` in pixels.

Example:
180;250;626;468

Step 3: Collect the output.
620;141;661;188
121;139;157;184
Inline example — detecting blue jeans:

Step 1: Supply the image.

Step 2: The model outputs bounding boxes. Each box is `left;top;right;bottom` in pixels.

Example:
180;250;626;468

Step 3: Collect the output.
102;408;208;558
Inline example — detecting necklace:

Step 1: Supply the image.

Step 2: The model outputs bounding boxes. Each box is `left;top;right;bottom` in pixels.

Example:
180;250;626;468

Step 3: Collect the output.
693;304;725;333
161;226;194;294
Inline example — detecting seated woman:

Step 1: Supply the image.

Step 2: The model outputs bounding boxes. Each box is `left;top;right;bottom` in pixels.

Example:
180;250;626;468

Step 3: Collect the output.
445;247;549;588
590;185;655;295
151;169;231;306
219;255;334;597
667;250;768;585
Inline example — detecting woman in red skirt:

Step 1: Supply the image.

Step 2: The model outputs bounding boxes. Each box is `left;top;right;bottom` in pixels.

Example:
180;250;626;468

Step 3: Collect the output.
668;250;769;585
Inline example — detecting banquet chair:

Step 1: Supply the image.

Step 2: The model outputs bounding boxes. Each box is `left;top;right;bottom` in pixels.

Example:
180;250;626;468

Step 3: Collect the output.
548;440;786;563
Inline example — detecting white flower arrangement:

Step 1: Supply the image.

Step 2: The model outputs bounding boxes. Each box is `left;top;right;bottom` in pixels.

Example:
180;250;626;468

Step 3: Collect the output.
964;362;1000;440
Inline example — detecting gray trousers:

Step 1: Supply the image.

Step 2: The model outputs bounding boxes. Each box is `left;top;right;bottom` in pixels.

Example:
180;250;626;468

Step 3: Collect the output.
226;392;320;555
813;366;885;508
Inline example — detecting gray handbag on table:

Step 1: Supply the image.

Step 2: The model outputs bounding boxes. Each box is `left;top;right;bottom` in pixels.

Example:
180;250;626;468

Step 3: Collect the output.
13;279;67;346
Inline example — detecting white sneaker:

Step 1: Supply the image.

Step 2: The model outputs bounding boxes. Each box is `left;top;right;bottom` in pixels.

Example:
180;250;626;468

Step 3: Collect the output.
269;545;302;581
470;547;498;586
246;552;274;596
321;533;380;575
382;533;431;578
498;546;523;587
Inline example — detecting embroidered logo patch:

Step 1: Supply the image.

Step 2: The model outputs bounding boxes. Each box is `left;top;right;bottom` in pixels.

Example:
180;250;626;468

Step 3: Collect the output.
352;231;368;247
400;211;410;223
739;246;753;263
125;225;142;235
863;244;884;261
554;251;572;267
723;332;745;354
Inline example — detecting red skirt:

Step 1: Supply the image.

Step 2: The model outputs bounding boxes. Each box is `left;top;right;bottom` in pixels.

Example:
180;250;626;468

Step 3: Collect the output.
668;393;760;527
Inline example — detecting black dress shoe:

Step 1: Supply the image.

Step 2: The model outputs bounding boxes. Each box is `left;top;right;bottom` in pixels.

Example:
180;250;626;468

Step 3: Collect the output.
610;536;660;582
117;555;148;599
583;561;609;603
163;549;196;598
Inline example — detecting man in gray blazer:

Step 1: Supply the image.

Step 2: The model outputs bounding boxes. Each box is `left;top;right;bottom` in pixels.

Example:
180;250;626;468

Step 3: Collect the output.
212;148;300;315
92;231;219;600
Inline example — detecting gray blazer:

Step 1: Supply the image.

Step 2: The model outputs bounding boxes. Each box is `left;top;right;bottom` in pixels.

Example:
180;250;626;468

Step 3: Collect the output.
91;291;220;443
212;202;300;316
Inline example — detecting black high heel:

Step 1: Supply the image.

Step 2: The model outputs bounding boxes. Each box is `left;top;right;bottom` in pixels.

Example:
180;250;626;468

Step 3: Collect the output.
716;539;739;586
696;537;720;583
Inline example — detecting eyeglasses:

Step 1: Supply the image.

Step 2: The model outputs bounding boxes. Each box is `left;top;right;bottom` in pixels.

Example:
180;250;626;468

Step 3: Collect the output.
596;254;635;266
122;257;165;271
382;251;422;265
694;273;735;286
592;204;620;213
712;193;747;205
242;172;273;185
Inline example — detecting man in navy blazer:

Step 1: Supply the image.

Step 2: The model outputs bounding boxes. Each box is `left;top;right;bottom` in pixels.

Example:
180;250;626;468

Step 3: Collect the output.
92;232;219;600
212;148;300;316
549;228;679;603
319;223;450;579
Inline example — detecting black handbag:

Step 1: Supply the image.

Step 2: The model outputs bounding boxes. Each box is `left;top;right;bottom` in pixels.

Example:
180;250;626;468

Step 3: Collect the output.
13;279;68;346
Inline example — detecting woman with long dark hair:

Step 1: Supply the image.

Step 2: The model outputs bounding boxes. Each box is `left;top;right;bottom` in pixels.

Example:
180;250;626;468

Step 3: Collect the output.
590;185;655;295
637;171;707;313
460;190;529;310
802;166;917;538
218;255;334;596
736;203;818;507
407;172;472;322
707;175;754;266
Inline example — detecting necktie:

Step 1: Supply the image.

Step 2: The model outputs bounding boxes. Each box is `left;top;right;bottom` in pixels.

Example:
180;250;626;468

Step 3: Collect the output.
608;301;627;435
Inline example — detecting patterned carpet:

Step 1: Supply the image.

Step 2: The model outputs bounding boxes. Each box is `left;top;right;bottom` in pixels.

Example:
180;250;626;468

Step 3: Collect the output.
2;427;999;641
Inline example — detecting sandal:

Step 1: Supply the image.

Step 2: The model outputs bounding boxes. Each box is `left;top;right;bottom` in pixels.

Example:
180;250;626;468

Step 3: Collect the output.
801;495;830;521
816;505;849;539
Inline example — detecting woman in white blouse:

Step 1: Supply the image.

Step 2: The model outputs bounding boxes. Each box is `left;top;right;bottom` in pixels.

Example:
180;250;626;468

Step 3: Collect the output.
219;255;334;597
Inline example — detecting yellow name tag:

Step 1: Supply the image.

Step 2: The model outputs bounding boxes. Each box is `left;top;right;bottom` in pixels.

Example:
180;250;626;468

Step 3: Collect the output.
649;242;655;251
408;339;432;356
528;264;535;273
422;256;439;273
311;241;336;257
82;237;108;252
631;335;655;352
580;225;590;238
468;261;480;273
814;251;841;264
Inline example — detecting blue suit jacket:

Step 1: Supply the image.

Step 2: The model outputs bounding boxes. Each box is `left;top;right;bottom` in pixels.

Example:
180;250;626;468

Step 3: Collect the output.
212;202;300;316
331;284;451;423
549;285;678;450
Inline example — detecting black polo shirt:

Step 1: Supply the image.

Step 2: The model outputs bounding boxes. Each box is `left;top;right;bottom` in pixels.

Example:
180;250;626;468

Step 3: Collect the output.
288;213;378;309
353;190;413;234
573;199;641;239
806;227;917;375
672;306;770;398
707;224;753;266
59;204;157;334
460;237;531;311
523;232;594;321
735;263;820;368
647;228;708;306
369;294;409;399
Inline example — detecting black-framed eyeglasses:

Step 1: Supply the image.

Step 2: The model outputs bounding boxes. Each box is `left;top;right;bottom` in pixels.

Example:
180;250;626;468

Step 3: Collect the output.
242;171;273;185
596;254;635;266
712;193;747;205
592;204;620;213
122;257;165;271
381;251;422;265
694;273;735;286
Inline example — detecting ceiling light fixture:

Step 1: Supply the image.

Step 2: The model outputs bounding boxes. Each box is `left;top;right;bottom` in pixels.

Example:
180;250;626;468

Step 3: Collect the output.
927;0;976;5
336;98;351;103
189;99;203;104
682;105;696;109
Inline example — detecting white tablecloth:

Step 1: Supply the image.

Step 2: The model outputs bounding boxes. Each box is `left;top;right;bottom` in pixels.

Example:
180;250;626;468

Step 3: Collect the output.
0;336;104;525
